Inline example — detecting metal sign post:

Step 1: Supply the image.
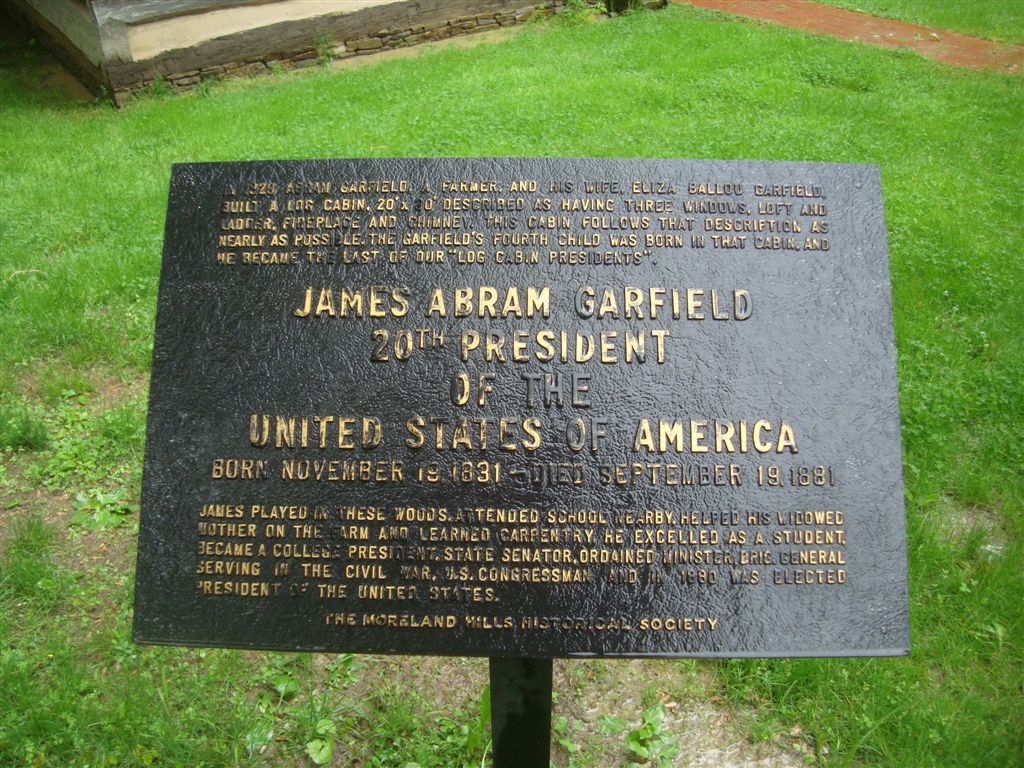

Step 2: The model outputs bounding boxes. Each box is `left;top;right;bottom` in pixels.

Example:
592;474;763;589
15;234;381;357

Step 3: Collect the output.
490;657;553;767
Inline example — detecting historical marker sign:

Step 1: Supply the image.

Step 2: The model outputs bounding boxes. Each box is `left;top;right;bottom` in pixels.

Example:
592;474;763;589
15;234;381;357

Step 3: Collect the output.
134;158;909;658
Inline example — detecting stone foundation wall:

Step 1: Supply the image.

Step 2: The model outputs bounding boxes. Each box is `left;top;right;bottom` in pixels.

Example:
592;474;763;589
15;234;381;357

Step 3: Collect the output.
143;3;547;100
114;1;662;104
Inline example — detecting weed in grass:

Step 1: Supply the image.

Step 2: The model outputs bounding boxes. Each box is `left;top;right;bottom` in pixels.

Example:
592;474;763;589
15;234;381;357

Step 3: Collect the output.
553;713;582;764
669;658;707;699
314;33;334;66
244;719;275;758
356;683;432;766
260;652;305;704
641;683;661;709
0;394;48;450
607;0;649;14
350;680;492;768
96;402;146;451
250;652;362;764
69;488;137;530
35;368;93;407
147;74;172;98
440;682;490;759
624;704;680;767
288;689;345;765
29;399;145;492
798;58;879;92
304;716;337;765
0;513;72;607
194;74;220;98
325;652;362;689
558;0;607;25
598;713;629;736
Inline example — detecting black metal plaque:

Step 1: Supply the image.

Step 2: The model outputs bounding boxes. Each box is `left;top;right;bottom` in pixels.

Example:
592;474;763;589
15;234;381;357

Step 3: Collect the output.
134;158;909;657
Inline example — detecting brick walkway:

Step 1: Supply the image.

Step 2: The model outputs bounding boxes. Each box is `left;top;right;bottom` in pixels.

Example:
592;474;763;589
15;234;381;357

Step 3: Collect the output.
672;0;1023;74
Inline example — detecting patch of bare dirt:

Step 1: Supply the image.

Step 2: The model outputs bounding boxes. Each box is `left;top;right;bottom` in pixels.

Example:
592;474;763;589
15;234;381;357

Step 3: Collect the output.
311;654;807;767
330;653;490;719
87;367;148;413
0;454;136;610
931;494;1006;557
2;362;145;565
551;659;806;767
16;361;147;415
0;469;71;550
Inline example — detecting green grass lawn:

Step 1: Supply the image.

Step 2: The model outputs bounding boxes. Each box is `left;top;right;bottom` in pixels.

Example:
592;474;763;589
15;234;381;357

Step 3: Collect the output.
819;0;1024;43
2;5;1022;767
